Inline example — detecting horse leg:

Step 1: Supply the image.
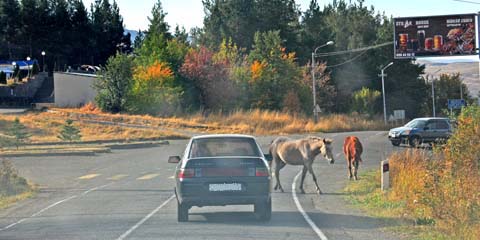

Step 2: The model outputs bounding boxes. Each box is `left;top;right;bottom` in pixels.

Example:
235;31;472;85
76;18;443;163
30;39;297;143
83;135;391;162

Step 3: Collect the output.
348;159;353;180
274;160;286;192
299;165;308;194
307;164;322;194
353;160;359;181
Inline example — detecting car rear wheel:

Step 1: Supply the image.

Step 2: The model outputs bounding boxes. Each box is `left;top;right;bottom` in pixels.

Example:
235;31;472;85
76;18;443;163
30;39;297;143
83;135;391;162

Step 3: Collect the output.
254;199;271;221
391;140;401;146
177;201;189;222
409;136;422;148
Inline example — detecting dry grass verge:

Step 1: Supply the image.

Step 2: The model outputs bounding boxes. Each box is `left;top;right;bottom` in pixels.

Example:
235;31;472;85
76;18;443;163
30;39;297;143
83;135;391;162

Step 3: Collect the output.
0;111;186;144
0;159;35;209
57;106;389;135
345;105;480;240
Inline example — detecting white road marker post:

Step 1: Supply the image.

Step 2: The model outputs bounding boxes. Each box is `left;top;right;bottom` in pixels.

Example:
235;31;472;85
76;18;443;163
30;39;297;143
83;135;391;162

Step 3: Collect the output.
381;160;390;191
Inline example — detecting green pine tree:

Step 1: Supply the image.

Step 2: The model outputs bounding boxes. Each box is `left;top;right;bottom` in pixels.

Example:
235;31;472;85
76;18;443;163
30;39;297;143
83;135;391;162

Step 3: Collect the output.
57;119;82;143
7;118;30;149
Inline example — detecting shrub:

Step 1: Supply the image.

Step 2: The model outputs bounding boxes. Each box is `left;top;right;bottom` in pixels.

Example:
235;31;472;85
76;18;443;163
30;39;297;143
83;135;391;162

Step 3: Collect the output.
351;87;381;115
57;119;82;142
6;118;30;149
94;53;134;113
389;105;480;238
0;159;30;197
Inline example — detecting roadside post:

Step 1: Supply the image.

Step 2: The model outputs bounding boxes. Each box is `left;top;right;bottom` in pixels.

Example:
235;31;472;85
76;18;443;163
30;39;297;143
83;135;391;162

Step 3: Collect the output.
381;160;390;191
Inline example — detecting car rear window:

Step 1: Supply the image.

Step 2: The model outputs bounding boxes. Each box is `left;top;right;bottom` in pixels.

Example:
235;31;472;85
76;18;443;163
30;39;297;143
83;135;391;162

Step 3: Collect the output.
433;120;450;129
189;137;261;158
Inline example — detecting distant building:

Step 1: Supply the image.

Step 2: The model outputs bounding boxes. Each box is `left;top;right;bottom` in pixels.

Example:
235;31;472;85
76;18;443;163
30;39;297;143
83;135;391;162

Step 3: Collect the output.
54;72;97;107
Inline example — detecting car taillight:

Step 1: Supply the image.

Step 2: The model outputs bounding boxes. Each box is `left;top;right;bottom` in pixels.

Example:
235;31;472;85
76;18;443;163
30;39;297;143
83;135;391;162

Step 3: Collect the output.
178;168;195;178
255;167;269;177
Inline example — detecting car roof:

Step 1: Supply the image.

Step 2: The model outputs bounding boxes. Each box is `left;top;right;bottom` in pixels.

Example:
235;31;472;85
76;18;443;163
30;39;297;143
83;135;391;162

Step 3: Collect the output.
412;117;450;121
191;134;256;140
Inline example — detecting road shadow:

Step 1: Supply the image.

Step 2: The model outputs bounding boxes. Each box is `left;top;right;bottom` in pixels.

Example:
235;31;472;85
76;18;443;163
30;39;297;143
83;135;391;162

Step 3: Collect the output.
188;210;403;229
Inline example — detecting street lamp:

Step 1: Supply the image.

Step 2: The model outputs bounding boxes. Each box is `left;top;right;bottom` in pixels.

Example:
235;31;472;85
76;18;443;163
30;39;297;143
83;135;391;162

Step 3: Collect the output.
26;57;31;78
379;62;394;125
311;41;334;123
41;51;46;72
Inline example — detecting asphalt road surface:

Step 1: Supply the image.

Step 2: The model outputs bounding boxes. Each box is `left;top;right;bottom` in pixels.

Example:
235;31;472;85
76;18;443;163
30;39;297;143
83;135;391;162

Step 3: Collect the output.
0;131;403;240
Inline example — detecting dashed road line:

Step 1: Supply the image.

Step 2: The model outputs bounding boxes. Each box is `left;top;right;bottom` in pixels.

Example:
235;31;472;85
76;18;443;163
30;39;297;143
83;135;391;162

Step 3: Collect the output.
81;183;113;196
116;195;175;240
137;173;160;180
78;174;101;180
108;174;129;181
292;171;329;240
168;175;175;179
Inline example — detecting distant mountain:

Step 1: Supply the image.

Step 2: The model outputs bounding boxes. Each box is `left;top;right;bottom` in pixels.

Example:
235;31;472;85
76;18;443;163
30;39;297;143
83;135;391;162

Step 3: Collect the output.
419;60;480;98
124;29;139;43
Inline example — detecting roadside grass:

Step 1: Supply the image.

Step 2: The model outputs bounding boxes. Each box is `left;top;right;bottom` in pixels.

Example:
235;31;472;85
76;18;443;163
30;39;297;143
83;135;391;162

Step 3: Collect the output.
343;170;450;240
0;111;187;145
345;105;480;240
58;106;391;135
0;159;35;209
0;190;35;210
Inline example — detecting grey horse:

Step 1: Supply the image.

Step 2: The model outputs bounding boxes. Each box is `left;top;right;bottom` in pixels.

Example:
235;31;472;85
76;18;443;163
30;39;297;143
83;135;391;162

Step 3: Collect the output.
269;136;334;194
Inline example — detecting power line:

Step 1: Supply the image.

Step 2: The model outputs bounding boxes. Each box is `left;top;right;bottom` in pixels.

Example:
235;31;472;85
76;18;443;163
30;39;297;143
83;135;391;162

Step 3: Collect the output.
452;0;480;4
326;50;369;68
315;41;393;57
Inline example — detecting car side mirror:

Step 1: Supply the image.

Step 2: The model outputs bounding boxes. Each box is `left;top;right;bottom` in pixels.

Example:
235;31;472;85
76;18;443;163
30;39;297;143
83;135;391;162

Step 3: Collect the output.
168;156;181;163
264;153;272;162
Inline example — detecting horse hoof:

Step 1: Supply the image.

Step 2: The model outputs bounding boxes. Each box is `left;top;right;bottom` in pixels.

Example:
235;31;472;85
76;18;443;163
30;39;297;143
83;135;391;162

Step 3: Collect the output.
317;189;323;195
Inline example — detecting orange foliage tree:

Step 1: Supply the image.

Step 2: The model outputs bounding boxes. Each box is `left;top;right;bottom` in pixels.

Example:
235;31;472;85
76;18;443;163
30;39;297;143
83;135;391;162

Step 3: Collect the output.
129;61;181;115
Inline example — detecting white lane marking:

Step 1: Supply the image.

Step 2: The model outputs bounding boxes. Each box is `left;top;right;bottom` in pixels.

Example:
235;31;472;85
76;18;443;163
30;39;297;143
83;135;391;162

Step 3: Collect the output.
116;195;175;240
375;132;384;136
81;182;113;196
0;195;78;231
0;182;115;232
292;171;328;240
335;152;342;158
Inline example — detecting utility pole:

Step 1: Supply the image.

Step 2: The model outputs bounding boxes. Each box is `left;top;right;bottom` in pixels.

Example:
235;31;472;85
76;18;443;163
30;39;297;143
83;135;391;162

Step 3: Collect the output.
380;62;394;125
432;79;436;117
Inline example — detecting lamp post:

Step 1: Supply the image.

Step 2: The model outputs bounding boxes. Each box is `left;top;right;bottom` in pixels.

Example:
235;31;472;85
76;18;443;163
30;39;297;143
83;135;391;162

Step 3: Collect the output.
26;57;31;78
311;41;334;123
41;51;46;72
379;62;394;125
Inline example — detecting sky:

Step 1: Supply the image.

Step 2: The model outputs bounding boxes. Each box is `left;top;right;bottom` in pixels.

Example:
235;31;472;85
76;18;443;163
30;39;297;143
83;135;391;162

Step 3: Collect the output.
82;0;479;31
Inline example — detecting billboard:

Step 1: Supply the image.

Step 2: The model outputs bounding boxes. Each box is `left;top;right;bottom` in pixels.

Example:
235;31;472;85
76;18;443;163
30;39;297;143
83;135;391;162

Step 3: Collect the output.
394;14;477;59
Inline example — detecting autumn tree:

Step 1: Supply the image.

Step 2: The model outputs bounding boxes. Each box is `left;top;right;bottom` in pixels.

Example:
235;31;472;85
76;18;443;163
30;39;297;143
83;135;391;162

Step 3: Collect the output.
129;61;181;116
180;46;240;111
247;31;309;111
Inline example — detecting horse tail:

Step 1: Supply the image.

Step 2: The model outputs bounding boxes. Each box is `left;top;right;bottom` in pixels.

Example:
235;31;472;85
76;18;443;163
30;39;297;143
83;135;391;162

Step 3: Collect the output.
268;137;289;168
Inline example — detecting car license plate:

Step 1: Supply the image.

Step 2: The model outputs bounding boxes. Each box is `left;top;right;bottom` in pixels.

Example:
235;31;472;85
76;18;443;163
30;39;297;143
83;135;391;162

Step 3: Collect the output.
209;183;242;192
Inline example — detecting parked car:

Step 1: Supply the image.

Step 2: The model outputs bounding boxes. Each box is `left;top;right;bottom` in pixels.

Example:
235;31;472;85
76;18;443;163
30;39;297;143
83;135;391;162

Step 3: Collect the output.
388;117;453;147
168;134;272;222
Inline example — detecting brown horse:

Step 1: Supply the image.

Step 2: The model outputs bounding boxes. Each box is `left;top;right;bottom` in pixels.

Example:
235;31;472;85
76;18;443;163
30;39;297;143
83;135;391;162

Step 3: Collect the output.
269;136;334;194
343;136;363;180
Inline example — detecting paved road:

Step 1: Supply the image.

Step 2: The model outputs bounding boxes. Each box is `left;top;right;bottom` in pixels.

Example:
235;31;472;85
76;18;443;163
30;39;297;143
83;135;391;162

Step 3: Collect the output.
0;131;402;240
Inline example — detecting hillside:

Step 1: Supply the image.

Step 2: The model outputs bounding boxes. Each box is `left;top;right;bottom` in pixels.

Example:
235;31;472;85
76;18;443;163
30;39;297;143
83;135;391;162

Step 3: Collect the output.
420;60;480;98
